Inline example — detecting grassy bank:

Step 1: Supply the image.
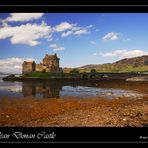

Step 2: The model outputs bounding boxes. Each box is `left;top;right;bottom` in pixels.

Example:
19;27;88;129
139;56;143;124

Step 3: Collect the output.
78;65;148;73
22;71;81;78
23;72;67;78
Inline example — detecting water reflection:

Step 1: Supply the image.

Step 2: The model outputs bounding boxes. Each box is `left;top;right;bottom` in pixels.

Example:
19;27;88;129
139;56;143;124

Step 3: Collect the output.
22;82;62;98
0;77;147;99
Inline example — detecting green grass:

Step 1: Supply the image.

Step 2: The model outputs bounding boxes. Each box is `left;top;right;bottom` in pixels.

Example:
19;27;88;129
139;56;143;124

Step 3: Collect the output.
23;72;65;78
81;65;148;73
23;71;81;78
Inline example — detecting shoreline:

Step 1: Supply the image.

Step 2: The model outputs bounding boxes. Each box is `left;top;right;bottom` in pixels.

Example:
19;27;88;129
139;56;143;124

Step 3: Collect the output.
0;96;147;127
2;72;148;82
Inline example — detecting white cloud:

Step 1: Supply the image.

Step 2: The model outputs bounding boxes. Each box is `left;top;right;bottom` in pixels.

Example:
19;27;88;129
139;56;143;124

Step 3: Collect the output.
61;24;92;37
90;41;96;45
73;29;90;35
0;22;52;46
100;49;148;59
14;65;21;69
0;57;35;74
3;13;44;23
0;15;93;45
61;30;73;37
54;22;74;32
54;22;91;36
49;44;65;51
102;32;120;41
71;26;81;31
86;25;94;28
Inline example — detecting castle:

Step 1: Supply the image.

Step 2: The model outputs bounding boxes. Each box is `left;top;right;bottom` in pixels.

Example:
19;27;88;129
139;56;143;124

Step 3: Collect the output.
22;54;62;74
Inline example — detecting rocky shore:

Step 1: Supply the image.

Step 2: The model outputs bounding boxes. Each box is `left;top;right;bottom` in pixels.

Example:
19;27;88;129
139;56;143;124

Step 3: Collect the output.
126;76;148;81
0;96;147;127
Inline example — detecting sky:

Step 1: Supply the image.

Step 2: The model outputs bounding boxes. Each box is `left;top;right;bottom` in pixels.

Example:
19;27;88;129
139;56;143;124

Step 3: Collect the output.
0;13;148;74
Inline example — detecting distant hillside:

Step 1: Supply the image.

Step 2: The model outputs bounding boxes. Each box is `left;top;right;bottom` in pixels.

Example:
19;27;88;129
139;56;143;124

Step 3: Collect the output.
64;55;148;73
113;55;148;67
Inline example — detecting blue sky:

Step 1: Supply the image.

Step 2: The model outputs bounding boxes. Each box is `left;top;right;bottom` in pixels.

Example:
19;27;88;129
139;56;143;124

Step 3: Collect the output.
0;13;148;73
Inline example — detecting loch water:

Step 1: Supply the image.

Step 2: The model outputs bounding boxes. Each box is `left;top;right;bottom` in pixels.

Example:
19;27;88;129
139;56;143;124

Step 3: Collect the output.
0;75;147;99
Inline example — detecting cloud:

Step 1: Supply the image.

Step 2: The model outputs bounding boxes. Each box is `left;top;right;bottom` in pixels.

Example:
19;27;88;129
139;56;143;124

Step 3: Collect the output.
86;25;94;28
61;30;73;37
73;29;90;35
54;22;74;32
0;57;35;74
99;49;148;59
0;14;93;45
102;32;120;41
49;44;65;51
90;41;96;45
2;13;44;23
54;22;91;36
61;24;92;37
0;21;52;46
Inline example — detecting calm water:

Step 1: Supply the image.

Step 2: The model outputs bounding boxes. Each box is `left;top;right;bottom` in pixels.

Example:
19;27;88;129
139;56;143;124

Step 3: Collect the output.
0;75;147;99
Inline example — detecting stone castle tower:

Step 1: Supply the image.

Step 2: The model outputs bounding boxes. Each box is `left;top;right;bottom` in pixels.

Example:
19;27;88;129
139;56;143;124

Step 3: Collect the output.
22;54;62;74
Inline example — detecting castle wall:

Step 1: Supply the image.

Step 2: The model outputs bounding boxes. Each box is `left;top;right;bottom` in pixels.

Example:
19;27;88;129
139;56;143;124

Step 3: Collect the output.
36;64;43;72
22;54;62;74
36;64;50;72
49;66;62;73
52;59;59;67
42;54;59;68
22;62;36;74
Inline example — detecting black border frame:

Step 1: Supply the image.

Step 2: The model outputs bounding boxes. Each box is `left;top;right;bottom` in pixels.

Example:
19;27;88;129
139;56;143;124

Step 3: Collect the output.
0;5;148;143
1;5;148;13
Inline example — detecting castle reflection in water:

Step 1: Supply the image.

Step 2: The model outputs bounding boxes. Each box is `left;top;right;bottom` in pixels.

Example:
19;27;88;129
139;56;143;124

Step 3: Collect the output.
22;81;89;99
22;82;63;98
1;79;147;99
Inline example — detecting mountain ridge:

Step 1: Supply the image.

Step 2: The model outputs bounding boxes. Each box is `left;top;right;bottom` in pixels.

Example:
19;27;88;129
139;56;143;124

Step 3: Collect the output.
75;55;148;72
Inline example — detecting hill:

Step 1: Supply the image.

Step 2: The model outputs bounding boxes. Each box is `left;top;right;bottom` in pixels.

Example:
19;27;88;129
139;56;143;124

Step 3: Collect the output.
113;55;148;67
63;55;148;73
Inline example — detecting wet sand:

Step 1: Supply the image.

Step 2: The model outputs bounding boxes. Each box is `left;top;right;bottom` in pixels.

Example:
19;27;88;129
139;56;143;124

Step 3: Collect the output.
0;96;147;127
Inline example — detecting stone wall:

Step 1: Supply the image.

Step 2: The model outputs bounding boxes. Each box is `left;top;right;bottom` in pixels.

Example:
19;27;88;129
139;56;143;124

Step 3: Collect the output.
22;62;36;74
42;54;59;68
22;54;62;74
36;64;43;72
36;64;50;72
